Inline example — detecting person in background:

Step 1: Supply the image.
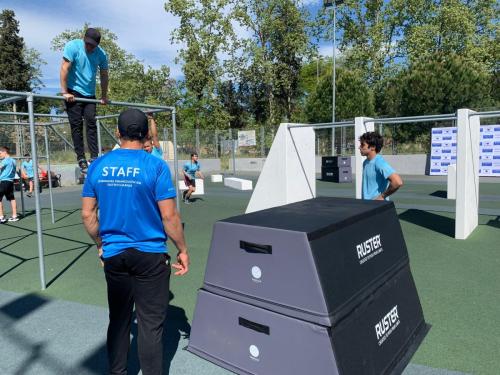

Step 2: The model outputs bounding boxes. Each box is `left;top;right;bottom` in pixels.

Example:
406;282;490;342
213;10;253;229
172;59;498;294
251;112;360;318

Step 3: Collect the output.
21;153;36;197
0;146;19;222
358;131;403;200
143;113;163;160
182;153;204;204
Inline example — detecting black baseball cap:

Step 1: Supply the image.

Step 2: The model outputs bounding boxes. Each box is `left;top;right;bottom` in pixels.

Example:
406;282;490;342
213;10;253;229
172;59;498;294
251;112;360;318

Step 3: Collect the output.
84;28;101;46
118;109;149;140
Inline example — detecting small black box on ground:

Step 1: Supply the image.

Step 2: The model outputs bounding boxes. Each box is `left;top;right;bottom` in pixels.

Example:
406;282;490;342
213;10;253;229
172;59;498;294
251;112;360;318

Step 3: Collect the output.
322;156;351;167
322;166;352;183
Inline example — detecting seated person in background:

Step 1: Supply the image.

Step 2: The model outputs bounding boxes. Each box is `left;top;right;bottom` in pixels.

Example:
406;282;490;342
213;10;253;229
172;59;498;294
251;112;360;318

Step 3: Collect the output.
358;131;403;200
182;153;204;204
143;113;163;160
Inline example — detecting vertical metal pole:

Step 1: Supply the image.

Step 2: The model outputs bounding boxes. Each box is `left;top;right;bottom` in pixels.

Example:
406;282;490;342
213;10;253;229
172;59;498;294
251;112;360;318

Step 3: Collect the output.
232;139;236;175
331;5;336;155
195;128;200;154
44;127;55;224
163;127;168;160
260;126;265;157
172;110;180;210
18;159;25;217
215;130;219;158
27;95;46;290
96;119;103;157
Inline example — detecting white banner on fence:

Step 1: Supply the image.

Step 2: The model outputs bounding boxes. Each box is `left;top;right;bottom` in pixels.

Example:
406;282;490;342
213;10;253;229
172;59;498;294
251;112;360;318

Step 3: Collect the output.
430;125;500;176
238;130;256;147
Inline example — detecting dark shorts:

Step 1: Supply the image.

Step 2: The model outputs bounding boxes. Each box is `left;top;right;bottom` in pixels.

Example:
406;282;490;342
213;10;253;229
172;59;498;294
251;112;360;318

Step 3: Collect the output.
0;181;15;201
184;175;196;187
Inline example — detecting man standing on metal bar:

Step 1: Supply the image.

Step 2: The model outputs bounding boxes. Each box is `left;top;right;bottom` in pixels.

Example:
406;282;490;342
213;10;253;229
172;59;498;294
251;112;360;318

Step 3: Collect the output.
0;146;19;222
60;27;109;174
81;109;189;375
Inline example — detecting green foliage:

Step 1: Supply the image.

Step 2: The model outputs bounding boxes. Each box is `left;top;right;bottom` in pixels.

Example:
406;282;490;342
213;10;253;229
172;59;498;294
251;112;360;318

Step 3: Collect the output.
304;67;375;123
0;9;31;92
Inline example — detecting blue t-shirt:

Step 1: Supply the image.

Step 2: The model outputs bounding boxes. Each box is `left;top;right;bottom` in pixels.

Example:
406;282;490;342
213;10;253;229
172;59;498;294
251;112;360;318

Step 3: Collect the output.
0;157;16;181
362;154;395;200
183;161;200;179
82;149;177;258
63;39;108;97
22;160;34;178
151;146;163;160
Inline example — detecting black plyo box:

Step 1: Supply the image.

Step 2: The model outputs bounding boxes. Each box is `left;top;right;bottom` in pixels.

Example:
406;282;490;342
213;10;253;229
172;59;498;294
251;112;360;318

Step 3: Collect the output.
203;197;409;326
322;166;352;183
188;265;429;375
322;156;351;167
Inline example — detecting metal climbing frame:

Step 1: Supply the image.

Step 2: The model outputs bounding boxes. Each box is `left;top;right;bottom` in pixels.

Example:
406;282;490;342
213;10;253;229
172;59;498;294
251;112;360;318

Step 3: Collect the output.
0;89;179;290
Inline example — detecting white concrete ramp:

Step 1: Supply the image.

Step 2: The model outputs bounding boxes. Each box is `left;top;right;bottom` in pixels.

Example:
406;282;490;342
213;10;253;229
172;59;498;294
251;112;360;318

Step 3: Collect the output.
224;177;252;191
178;178;204;195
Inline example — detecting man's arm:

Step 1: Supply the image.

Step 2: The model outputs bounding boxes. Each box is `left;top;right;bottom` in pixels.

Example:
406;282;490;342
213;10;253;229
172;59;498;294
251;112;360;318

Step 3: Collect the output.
60;59;75;102
147;114;161;148
100;70;109;104
157;198;189;275
376;173;403;200
81;197;103;250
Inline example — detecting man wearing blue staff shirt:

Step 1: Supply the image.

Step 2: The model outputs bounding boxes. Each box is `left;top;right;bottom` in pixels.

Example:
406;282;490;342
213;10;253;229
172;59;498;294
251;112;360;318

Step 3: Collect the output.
60;27;109;174
81;109;189;375
359;132;403;200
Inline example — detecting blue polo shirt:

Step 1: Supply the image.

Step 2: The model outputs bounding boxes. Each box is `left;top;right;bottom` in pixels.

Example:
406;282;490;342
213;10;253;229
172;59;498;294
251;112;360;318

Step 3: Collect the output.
63;39;108;97
22;160;34;178
183;161;200;179
362;154;395;200
151;146;163;160
0;157;16;181
82;149;176;258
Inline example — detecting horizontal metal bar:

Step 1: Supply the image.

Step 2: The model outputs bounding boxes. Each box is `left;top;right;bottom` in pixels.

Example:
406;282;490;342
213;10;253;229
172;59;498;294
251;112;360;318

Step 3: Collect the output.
96;108;170;120
0;96;24;105
0;111;69;118
0;121;57;126
368;114;456;124
470;111;500;119
288;121;354;129
12;156;47;159
0;89;174;111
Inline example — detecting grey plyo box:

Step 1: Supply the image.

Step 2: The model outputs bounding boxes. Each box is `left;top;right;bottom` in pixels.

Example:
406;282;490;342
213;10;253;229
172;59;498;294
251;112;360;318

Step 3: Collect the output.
188;265;429;375
203;197;409;325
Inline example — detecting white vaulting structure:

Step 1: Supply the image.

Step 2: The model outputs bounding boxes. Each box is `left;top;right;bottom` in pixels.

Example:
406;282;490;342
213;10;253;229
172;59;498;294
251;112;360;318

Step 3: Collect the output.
246;123;315;213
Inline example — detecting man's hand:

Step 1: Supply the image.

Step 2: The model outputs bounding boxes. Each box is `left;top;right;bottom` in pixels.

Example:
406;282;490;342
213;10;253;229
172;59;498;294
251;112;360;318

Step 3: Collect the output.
172;251;189;276
374;194;385;201
63;93;75;102
100;96;109;105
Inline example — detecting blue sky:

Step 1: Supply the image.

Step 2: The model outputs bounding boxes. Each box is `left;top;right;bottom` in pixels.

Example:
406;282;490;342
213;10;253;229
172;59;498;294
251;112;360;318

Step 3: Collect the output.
2;0;335;94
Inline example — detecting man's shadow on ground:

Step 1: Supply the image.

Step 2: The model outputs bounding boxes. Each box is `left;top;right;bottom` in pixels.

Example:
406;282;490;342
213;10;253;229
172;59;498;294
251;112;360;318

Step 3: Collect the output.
81;292;191;375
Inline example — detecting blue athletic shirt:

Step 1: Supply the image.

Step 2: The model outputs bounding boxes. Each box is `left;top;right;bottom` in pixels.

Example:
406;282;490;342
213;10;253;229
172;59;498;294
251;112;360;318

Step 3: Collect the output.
362;154;395;200
82;149;176;258
0;157;16;181
63;39;108;97
22;160;34;178
183;161;200;179
151;146;163;160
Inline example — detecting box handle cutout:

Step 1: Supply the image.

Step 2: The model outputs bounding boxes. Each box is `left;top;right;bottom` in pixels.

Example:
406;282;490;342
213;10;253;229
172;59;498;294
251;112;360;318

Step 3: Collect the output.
239;317;270;335
240;240;272;255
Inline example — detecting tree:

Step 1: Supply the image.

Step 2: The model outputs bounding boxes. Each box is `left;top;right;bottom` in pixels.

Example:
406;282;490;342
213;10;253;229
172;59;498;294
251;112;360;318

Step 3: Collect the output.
304;67;375;123
0;9;31;92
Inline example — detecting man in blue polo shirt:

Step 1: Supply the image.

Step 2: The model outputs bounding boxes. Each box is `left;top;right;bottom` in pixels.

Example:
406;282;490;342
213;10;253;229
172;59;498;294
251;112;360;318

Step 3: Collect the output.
60;27;109;173
0;146;19;222
21;154;35;197
81;109;189;375
359;131;403;200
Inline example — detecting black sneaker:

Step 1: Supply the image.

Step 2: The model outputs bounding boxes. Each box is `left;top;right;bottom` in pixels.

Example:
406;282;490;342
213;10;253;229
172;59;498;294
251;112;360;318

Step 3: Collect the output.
78;159;89;173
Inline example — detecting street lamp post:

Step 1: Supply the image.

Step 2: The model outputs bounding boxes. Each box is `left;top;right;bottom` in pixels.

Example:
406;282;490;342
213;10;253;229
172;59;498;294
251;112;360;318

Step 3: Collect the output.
323;0;344;155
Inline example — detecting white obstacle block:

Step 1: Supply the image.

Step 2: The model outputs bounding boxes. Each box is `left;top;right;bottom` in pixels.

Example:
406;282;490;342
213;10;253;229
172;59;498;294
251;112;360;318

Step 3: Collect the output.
211;174;223;183
447;164;456;200
224;177;253;191
245;123;315;213
178;178;204;195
